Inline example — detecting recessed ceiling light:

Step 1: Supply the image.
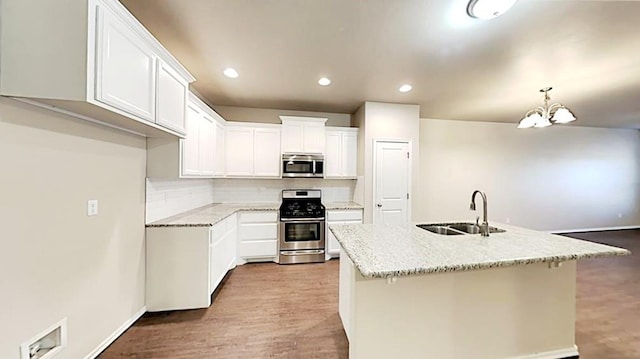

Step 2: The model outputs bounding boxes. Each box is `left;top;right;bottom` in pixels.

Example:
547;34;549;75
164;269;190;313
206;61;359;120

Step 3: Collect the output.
223;68;239;78
399;84;412;93
318;77;331;86
467;0;517;19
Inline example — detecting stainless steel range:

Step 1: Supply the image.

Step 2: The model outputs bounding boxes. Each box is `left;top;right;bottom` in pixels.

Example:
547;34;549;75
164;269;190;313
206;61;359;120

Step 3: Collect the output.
278;189;326;264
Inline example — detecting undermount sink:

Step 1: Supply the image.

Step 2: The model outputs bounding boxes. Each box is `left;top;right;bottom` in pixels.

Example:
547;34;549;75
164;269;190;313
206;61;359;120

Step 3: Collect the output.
416;225;464;236
416;222;506;236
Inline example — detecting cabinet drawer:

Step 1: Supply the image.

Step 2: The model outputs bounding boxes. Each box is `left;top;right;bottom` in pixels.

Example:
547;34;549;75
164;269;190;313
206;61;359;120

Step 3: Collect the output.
239;211;278;223
327;210;363;222
239;223;278;241
239;240;277;258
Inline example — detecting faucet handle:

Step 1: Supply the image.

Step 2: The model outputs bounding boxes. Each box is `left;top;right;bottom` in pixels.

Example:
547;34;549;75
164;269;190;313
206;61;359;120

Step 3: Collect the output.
475;216;480;226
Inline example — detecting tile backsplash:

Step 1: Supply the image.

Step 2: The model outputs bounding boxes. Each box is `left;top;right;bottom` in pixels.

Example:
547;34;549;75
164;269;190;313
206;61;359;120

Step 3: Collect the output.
146;178;357;223
211;178;355;203
146;178;214;223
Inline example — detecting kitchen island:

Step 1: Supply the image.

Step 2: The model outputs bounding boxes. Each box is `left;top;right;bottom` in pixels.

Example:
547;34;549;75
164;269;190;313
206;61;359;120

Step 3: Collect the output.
329;222;629;359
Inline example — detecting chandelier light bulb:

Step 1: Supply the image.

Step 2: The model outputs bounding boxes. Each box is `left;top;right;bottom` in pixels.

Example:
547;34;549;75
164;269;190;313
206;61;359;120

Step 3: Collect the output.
552;107;576;124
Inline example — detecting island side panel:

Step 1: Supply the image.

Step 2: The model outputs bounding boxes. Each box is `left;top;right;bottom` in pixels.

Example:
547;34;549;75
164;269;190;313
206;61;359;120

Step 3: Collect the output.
339;247;355;341
349;262;578;359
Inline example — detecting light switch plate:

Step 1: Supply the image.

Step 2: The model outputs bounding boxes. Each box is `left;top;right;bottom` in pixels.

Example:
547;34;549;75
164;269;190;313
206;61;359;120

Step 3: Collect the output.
87;200;98;216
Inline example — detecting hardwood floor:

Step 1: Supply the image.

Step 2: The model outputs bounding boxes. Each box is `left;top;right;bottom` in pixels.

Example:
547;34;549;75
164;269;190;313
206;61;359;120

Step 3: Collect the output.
564;230;640;359
100;230;639;358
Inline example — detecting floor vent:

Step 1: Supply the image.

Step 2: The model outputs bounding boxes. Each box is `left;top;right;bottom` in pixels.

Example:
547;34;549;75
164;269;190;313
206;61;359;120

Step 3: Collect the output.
20;318;67;359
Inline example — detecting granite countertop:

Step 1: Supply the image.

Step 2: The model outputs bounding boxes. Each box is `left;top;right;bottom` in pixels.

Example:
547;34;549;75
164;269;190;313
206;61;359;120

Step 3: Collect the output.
147;201;363;227
329;222;630;278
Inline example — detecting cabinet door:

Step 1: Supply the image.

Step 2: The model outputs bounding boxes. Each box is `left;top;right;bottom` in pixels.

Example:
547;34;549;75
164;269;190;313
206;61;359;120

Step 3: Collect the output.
325;131;342;177
156;60;187;134
95;5;156;121
282;122;304;153
181;104;201;176
303;122;326;153
327;223;343;256
214;121;225;177
342;132;358;177
225;127;254;176
253;128;281;177
210;225;227;294
199;115;215;176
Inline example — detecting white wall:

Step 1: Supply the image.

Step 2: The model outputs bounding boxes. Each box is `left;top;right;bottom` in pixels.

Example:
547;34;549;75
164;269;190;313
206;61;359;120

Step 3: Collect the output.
0;98;146;358
354;102;420;223
416;118;640;232
211;178;355;203
145;178;214;223
213;105;351;127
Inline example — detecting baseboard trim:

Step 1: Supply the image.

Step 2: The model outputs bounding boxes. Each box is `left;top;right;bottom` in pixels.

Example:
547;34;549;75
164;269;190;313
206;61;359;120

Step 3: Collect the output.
84;306;146;359
549;225;640;234
512;346;579;359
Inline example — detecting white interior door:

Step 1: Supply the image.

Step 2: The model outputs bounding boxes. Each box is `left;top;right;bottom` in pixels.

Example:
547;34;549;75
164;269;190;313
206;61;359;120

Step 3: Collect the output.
374;140;410;224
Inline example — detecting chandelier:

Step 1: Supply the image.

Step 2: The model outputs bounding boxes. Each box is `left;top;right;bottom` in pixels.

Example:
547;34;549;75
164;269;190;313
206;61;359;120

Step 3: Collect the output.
517;87;576;129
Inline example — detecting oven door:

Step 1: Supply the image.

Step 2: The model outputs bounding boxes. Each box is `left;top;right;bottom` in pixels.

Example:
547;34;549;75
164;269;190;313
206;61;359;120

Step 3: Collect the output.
279;219;325;251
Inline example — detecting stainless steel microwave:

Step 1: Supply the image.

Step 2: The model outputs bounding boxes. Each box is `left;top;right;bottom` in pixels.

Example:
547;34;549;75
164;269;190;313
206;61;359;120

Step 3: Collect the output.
282;153;324;178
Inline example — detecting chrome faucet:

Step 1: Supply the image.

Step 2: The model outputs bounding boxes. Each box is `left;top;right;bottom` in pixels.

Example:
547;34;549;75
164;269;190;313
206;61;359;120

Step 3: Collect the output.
470;190;489;237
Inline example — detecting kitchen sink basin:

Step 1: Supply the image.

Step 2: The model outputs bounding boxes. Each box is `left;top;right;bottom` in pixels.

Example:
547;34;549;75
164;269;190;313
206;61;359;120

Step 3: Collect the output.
416;222;506;236
447;223;506;234
416;225;464;235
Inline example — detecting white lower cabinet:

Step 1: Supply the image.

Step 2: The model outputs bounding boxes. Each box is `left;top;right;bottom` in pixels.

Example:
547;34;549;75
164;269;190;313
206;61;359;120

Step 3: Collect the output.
237;211;278;263
326;209;363;258
146;214;237;312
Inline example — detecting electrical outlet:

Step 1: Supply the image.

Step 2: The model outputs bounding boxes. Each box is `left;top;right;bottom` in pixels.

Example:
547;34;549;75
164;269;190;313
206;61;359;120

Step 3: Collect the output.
87;200;99;216
618;213;623;219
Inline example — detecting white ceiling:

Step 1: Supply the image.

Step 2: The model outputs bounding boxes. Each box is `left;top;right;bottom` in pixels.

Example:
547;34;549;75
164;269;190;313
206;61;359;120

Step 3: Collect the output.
121;0;640;129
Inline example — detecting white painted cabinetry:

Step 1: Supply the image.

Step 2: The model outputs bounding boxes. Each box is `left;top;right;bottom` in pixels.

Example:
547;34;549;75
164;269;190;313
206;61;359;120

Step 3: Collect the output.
327;209;363;258
146;214;237;312
214;121;226;177
325;127;358;178
147;93;226;178
225;123;281;178
209;215;237;294
0;0;194;137
95;4;156;122
156;60;188;133
280;116;328;153
237;211;279;263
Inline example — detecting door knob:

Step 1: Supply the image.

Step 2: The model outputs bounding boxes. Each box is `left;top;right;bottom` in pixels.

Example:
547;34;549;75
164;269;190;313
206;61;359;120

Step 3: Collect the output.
376;203;382;208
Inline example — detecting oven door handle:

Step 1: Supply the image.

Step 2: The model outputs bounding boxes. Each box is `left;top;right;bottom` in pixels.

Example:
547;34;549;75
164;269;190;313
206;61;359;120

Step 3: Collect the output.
280;249;325;256
280;218;325;222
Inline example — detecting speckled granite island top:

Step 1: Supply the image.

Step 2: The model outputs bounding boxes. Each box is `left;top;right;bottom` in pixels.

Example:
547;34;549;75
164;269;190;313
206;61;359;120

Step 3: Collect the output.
329;222;630;278
147;201;363;227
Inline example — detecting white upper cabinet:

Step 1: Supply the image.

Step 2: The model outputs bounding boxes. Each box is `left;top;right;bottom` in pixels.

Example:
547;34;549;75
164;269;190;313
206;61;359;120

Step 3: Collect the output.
0;0;194;137
325;127;358;178
225;123;281;178
225;126;255;177
181;104;202;176
253;128;282;177
95;5;156;122
279;116;327;154
198;114;215;176
147;93;225;178
213;118;226;178
156;60;188;134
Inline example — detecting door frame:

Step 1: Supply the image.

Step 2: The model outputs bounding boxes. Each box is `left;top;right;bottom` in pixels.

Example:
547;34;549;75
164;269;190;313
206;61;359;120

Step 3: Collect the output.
372;138;413;224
